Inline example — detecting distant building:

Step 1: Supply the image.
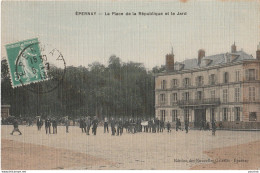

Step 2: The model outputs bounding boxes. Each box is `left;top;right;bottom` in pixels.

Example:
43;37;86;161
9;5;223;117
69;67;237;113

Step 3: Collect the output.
1;105;11;119
155;43;260;129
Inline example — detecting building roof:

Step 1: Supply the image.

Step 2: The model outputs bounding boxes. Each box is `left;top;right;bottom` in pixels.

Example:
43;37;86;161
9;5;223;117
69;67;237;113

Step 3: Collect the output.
174;50;254;71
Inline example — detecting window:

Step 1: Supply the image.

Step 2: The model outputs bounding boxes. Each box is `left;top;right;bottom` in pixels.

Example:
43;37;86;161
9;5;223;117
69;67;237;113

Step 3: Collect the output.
160;110;166;122
249;87;255;101
159;94;166;104
234;107;240;121
171;79;178;88
185;92;189;101
246;69;258;81
183;78;190;87
224;72;229;83
161;80;167;89
172;110;178;122
172;93;178;102
249;112;257;121
209;74;216;85
197;76;204;86
235;70;240;82
211;90;215;99
235;88;240;102
197;91;202;100
223;108;228;121
184;109;189;121
223;89;228;103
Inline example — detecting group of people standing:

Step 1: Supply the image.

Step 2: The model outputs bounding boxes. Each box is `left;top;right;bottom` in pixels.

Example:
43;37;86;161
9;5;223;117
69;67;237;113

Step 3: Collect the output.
79;116;99;135
43;118;58;134
9;116;217;136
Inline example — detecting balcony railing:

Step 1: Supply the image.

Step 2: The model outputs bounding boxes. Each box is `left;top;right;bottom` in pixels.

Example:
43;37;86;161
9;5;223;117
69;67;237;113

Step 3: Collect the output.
177;98;220;106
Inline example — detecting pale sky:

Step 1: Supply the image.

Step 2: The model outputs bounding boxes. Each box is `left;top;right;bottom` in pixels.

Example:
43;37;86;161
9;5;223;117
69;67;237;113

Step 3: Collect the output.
2;0;260;70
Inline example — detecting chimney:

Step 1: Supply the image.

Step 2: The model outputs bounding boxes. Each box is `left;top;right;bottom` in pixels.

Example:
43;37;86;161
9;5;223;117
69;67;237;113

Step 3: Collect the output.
198;49;205;65
231;42;236;53
166;48;174;72
257;42;260;61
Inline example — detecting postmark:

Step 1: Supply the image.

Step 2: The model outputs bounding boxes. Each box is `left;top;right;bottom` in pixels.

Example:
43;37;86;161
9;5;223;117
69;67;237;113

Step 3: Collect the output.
5;38;66;94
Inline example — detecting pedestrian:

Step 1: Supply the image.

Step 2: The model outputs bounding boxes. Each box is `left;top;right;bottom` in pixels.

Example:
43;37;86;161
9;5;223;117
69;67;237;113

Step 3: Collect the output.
176;118;181;131
92;117;98;135
79;118;84;133
166;121;171;133
212;120;216;136
10;118;22;135
104;117;109;133
117;118;123;136
65;117;69;133
52;119;57;134
155;118;159;133
185;119;189;133
111;117;116;136
160;120;164;132
148;119;152;133
45;118;51;134
86;116;91;135
36;117;42;131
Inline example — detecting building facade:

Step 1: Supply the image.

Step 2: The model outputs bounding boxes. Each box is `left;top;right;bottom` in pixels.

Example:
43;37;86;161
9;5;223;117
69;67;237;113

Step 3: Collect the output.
155;43;260;129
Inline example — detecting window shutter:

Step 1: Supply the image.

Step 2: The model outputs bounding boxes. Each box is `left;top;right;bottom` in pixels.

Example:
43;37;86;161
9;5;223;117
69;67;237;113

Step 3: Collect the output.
208;75;211;85
182;92;185;100
182;79;185;87
176;79;179;87
195;91;198;100
202;76;204;85
196;77;198;86
170;94;173;103
245;69;249;81
165;94;168;104
215;75;217;84
256;69;259;80
202;91;204;99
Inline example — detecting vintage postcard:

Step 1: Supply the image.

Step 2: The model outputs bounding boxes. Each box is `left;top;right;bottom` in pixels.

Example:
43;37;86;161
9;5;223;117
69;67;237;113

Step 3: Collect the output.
1;0;260;172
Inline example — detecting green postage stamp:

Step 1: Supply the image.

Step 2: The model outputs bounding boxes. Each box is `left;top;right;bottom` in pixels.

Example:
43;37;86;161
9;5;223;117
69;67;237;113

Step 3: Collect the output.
5;38;48;87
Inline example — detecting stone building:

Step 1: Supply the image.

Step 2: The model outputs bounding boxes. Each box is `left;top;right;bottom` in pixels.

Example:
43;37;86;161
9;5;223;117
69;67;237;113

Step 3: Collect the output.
155;43;260;129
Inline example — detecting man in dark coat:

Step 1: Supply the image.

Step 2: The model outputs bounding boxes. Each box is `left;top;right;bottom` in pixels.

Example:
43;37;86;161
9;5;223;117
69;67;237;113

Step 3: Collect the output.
45;118;51;134
160;120;164;132
104;117;109;133
36;117;43;131
52;119;57;134
212;120;216;136
92;117;98;135
166;121;171;133
111;118;116;136
185;119;189;133
10;119;22;135
79;118;84;133
86;116;91;135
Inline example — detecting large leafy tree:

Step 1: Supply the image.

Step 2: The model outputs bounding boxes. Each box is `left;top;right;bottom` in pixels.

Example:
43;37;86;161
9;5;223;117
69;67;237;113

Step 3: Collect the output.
1;55;157;120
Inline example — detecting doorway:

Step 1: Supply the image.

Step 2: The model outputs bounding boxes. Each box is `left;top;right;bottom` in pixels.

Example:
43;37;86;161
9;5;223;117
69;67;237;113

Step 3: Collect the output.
194;109;206;128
